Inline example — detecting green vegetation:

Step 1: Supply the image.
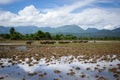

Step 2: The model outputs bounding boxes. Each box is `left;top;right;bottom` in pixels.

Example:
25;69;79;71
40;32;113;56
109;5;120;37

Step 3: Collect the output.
0;27;120;40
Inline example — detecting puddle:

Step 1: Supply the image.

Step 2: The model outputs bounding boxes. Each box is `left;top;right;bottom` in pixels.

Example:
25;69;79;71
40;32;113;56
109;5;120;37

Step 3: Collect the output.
15;46;27;51
0;55;120;80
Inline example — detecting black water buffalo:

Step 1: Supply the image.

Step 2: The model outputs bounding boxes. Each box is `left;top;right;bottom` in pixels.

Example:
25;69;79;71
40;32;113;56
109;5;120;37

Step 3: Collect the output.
58;41;71;44
26;41;33;45
47;41;56;44
40;41;47;44
40;41;56;44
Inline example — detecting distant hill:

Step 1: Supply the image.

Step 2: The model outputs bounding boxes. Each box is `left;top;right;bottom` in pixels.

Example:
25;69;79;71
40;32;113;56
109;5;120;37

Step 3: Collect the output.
0;26;10;34
39;27;54;33
0;25;120;37
112;27;120;33
55;25;84;33
86;28;99;33
39;25;84;33
14;26;40;34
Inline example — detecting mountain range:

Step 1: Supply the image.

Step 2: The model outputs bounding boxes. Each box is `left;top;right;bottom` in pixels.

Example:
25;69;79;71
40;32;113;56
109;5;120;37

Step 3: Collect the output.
0;25;120;37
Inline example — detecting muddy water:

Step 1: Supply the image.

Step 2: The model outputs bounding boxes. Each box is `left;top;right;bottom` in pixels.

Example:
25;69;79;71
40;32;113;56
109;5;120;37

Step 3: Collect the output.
0;46;119;80
0;56;120;80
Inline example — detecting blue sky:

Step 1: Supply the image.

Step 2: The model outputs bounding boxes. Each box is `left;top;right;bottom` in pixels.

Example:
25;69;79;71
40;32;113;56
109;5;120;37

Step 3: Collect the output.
0;0;120;30
0;0;78;13
0;0;120;13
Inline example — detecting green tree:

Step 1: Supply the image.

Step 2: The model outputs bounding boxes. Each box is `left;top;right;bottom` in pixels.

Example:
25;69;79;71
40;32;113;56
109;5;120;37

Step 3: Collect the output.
64;34;77;40
10;32;23;40
10;27;15;34
34;30;45;40
45;32;51;40
53;34;62;40
9;27;23;40
0;34;10;39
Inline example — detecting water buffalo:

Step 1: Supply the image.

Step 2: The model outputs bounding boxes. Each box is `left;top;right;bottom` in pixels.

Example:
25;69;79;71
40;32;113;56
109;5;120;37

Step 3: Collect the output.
40;41;47;44
47;41;56;44
26;41;33;45
58;41;71;44
40;41;56;44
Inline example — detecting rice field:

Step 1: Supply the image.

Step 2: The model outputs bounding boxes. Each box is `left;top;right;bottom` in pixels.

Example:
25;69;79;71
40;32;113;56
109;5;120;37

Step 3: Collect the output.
0;40;120;80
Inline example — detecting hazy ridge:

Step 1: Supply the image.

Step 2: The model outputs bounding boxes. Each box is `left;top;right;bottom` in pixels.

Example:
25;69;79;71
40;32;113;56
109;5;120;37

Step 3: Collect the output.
0;25;120;37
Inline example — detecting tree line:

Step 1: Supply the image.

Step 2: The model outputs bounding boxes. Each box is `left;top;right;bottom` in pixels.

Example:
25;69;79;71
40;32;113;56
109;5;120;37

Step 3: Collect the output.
0;27;120;40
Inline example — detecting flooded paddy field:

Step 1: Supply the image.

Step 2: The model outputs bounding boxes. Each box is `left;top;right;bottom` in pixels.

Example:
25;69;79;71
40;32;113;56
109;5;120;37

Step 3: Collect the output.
0;41;120;80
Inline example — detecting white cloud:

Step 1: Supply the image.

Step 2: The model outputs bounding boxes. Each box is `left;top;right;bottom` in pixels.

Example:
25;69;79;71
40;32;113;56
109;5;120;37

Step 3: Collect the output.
0;0;19;4
0;11;17;26
72;8;120;29
18;5;40;16
0;0;120;30
104;24;114;30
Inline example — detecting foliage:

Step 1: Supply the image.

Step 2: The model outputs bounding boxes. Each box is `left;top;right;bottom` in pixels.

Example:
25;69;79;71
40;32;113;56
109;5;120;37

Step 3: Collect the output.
10;32;23;40
45;32;52;40
0;34;10;39
0;27;120;40
10;27;15;35
33;30;45;40
9;27;23;40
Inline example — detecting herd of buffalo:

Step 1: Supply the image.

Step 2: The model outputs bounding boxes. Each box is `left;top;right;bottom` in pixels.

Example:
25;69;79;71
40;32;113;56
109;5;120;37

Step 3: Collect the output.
26;40;88;45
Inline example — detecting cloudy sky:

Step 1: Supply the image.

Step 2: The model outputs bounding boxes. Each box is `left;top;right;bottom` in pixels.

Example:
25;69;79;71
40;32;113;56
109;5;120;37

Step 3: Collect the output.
0;0;120;30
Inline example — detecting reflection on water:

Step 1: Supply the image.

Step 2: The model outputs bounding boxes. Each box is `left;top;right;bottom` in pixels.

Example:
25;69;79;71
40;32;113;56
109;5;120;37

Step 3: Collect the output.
15;46;26;51
0;56;120;80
